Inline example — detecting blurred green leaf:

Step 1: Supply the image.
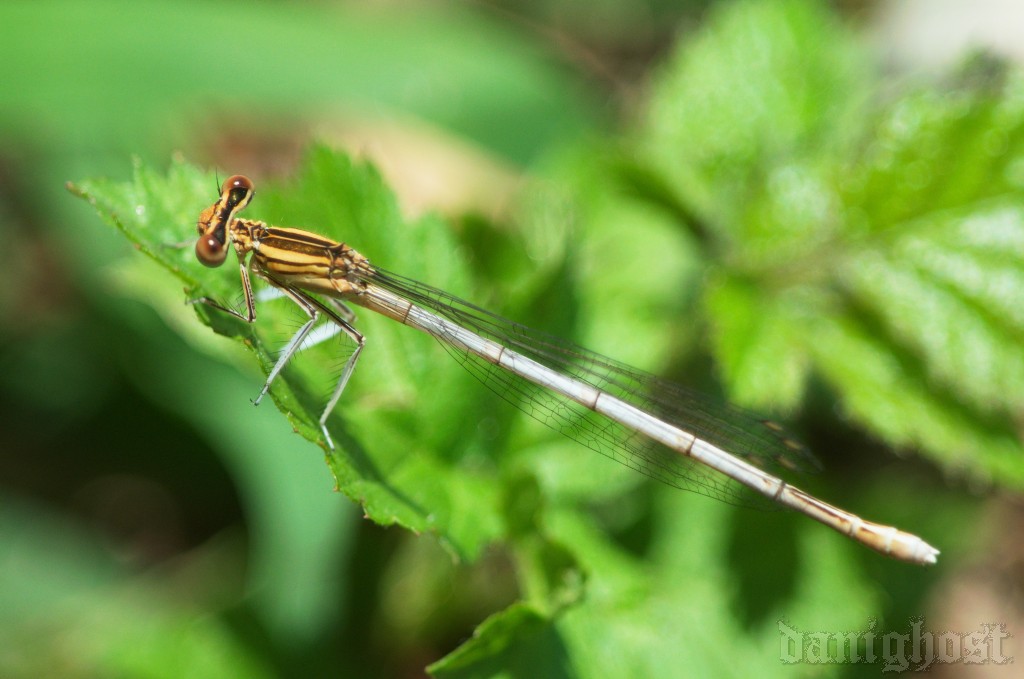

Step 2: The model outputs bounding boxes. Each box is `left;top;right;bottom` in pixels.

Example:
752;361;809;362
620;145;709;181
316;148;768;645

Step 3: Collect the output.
0;496;272;679
433;491;885;678
643;0;871;231
0;0;602;165
634;0;1024;487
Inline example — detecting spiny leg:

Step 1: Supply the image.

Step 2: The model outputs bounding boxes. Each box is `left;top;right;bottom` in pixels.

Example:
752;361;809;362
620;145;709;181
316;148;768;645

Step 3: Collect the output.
318;316;365;449
187;259;313;405
189;261;258;322
265;290;366;449
254;285;322;406
326;298;357;324
265;298;356;355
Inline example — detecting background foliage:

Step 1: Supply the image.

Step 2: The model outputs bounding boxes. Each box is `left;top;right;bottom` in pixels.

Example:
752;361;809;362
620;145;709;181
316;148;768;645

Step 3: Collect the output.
2;0;1022;676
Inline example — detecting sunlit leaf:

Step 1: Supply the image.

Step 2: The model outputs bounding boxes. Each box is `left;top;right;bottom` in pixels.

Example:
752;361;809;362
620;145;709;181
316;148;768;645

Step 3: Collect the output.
637;1;1024;487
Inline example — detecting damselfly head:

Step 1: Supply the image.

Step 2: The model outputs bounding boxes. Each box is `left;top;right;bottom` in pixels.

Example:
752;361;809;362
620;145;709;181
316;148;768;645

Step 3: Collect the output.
194;175;255;268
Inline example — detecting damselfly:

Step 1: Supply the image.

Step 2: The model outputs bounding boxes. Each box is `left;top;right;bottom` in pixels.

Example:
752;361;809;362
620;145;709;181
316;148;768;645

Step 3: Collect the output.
192;175;938;565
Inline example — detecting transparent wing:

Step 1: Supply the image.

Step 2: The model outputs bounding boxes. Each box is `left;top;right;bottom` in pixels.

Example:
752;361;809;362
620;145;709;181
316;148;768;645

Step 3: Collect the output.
363;268;820;508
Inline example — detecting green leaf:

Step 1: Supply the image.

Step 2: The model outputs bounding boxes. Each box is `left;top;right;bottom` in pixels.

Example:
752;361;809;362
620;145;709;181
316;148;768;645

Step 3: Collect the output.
809;312;1024;485
428;604;567;678
704;276;812;411
70;148;505;559
808;70;1024;486
643;0;872;231
0;0;601;165
0;496;273;679
432;490;886;678
634;0;1024;487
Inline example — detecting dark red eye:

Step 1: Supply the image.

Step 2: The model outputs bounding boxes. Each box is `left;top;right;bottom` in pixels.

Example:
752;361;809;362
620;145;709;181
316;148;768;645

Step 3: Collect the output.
222;174;253;192
221;175;254;211
195;234;229;267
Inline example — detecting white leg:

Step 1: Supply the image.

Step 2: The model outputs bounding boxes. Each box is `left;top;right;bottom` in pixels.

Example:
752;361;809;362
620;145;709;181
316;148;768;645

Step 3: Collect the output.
253;286;320;405
318;317;365;450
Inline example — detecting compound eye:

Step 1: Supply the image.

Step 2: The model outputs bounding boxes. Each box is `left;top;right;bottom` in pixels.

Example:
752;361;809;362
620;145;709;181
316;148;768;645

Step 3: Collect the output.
222;175;254;211
195;234;229;267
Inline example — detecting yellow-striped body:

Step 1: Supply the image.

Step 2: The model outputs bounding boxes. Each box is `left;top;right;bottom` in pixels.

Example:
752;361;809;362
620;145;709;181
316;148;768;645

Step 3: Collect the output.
237;223;370;298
